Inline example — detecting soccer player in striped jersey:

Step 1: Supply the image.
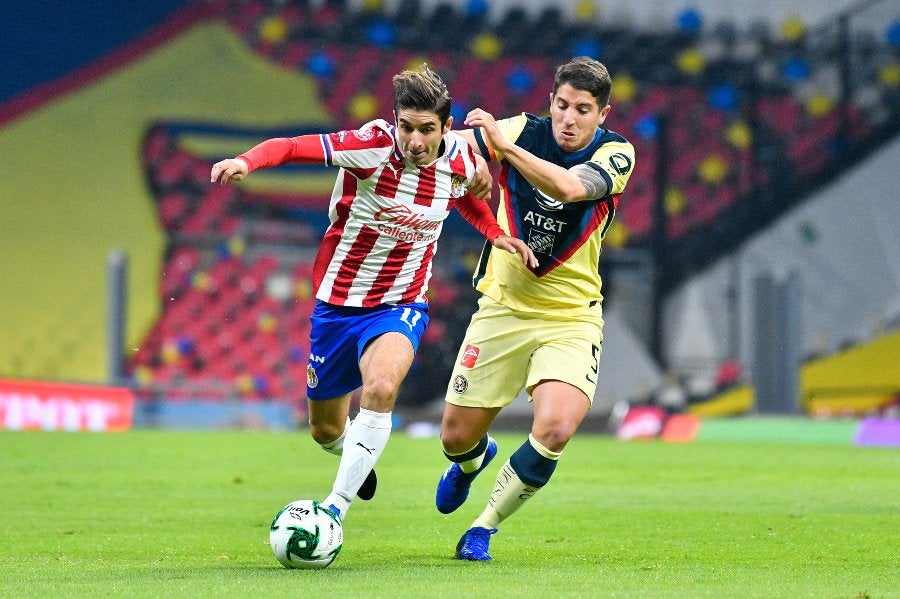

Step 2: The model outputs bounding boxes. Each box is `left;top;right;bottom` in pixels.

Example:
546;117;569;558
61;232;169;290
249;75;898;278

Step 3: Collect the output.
211;67;536;524
433;57;636;560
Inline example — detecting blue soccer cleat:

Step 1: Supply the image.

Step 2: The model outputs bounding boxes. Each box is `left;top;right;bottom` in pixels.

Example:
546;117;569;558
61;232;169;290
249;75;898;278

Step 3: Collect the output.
455;527;498;561
436;437;497;514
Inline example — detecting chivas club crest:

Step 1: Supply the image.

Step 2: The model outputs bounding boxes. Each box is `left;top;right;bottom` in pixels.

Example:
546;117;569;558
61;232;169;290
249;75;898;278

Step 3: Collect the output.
306;364;319;388
450;174;466;198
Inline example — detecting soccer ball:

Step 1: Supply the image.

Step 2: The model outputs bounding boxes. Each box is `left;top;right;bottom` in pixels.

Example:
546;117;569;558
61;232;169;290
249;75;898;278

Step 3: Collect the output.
269;499;343;569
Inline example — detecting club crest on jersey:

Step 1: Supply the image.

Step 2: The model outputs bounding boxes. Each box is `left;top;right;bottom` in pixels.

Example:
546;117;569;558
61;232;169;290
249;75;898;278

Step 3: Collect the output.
450;174;466;198
533;187;564;211
306;364;319;389
527;229;555;255
452;374;469;394
459;344;480;368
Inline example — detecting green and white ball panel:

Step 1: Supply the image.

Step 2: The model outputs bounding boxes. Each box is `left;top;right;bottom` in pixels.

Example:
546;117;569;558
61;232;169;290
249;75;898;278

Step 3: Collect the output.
269;499;343;569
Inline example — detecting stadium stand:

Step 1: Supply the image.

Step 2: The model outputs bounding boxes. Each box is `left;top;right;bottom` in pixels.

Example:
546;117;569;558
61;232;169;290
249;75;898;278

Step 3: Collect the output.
3;1;894;417
221;0;897;259
119;0;898;413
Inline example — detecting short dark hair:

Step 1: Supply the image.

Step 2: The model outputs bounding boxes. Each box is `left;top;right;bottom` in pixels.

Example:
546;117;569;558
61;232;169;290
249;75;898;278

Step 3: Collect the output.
553;57;612;107
393;64;452;125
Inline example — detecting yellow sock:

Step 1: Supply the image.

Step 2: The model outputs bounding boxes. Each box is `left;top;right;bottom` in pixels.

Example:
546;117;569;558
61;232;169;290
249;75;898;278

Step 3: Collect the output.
471;459;537;529
471;435;561;530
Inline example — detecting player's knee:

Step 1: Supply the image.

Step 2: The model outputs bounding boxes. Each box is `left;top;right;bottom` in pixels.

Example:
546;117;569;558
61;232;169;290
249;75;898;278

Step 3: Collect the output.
361;377;399;410
309;419;344;446
440;430;484;456
532;424;576;453
440;436;466;455
439;417;482;454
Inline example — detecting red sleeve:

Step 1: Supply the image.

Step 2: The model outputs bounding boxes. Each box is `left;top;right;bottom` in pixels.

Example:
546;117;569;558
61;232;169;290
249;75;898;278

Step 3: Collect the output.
455;193;504;243
237;135;327;172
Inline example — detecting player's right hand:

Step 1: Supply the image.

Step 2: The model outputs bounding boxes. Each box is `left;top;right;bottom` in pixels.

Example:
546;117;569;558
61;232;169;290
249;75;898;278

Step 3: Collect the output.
493;235;539;269
465;108;510;156
210;158;249;185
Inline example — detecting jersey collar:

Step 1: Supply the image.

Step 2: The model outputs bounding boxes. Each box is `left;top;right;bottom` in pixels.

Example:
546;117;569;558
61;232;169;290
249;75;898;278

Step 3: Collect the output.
552;127;604;161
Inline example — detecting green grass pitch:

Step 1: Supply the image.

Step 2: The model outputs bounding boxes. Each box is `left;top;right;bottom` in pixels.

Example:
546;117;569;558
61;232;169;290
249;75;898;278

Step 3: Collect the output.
1;424;897;598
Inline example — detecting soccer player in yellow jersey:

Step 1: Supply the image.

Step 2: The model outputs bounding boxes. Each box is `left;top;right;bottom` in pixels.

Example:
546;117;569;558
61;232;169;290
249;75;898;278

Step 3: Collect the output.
434;57;636;560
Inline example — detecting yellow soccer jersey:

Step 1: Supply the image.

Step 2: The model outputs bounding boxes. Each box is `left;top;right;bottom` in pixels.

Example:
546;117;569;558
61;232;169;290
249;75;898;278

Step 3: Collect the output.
471;113;635;315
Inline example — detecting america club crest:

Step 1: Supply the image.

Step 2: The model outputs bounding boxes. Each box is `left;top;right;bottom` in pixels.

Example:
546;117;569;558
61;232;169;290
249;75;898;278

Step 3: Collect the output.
452;374;468;394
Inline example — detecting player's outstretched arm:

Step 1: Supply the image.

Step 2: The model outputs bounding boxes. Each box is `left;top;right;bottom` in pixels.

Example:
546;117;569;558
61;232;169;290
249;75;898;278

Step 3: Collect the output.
493;234;538;269
465;108;594;204
211;135;333;186
210;158;249;185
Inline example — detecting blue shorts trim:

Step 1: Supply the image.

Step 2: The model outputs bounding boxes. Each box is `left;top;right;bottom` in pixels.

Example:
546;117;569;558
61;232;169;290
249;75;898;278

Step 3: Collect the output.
306;300;429;400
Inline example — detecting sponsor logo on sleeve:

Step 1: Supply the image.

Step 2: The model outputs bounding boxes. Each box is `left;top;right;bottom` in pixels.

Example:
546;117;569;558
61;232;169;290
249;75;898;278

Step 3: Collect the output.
608;153;633;175
353;124;376;141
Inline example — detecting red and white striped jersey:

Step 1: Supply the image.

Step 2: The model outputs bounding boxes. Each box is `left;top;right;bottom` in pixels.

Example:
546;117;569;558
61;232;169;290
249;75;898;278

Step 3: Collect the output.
313;119;478;307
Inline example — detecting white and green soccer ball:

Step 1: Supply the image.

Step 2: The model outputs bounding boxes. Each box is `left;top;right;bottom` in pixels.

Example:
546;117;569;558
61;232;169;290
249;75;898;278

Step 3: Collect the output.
269;500;343;569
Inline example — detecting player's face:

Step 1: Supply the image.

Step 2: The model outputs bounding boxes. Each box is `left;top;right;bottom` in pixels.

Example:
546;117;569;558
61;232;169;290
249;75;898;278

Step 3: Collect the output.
395;109;451;166
549;83;611;153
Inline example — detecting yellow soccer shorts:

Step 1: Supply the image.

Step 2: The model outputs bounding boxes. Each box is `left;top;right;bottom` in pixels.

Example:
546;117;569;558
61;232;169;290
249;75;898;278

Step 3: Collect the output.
445;296;604;408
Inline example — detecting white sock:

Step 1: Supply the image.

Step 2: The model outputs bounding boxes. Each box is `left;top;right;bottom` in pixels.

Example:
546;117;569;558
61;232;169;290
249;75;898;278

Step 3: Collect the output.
323;409;392;517
319;417;352;456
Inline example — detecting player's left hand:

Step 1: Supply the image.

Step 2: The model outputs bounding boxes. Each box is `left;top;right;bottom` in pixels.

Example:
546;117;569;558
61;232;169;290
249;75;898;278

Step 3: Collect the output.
493;235;538;269
469;154;493;200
